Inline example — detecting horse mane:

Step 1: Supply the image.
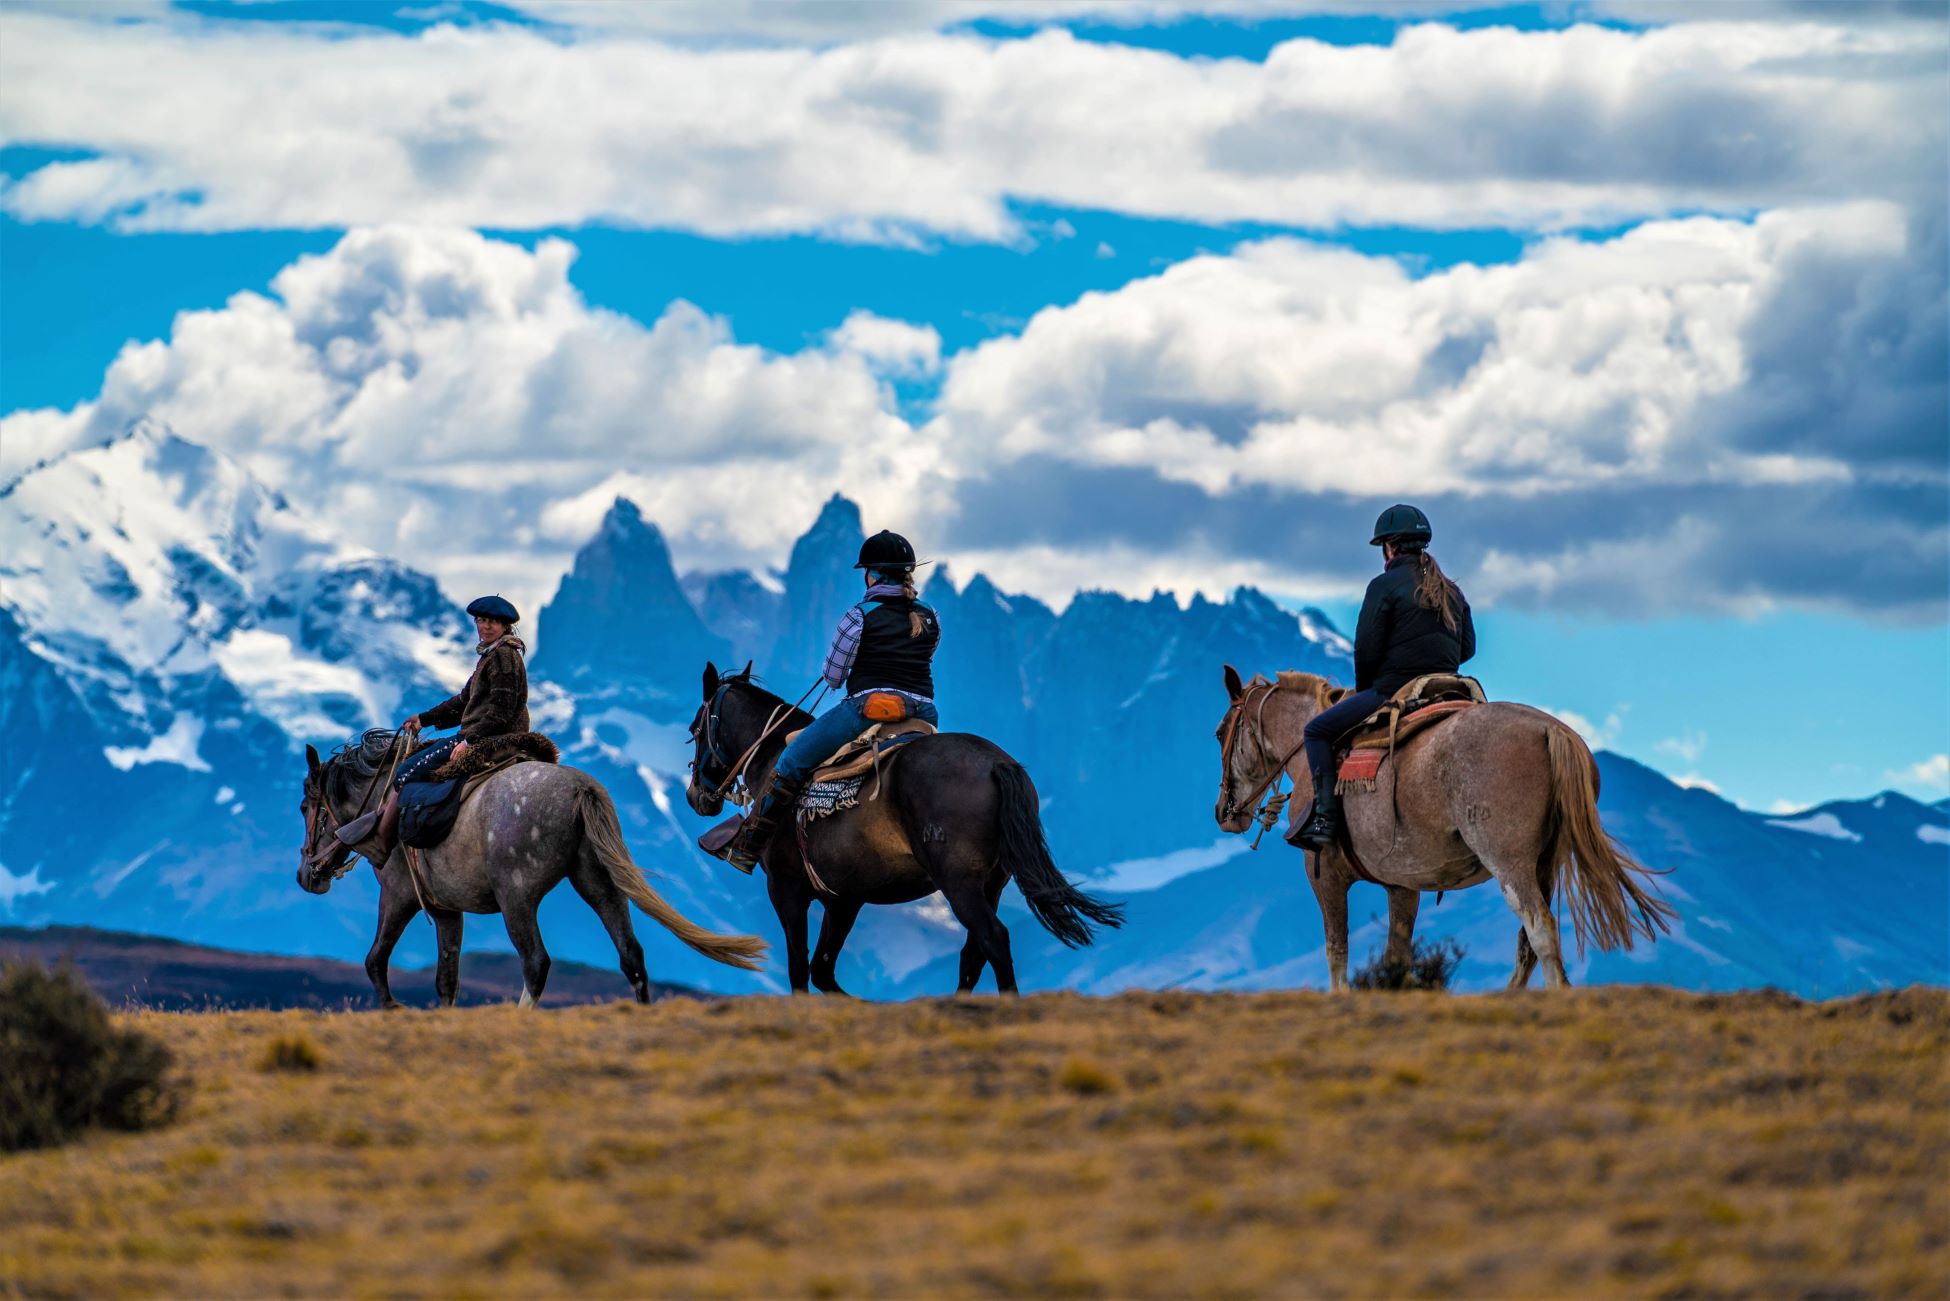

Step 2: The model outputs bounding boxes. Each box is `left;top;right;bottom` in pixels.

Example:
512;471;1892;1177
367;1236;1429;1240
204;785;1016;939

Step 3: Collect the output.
1275;670;1348;712
322;728;401;800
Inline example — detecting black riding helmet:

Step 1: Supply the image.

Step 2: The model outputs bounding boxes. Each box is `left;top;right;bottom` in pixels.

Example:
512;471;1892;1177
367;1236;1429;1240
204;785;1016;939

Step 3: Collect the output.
855;530;929;571
466;594;520;624
1369;504;1433;547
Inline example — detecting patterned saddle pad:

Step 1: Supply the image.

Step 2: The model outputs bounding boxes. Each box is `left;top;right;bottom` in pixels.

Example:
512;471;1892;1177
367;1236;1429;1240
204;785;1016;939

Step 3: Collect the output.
798;774;868;821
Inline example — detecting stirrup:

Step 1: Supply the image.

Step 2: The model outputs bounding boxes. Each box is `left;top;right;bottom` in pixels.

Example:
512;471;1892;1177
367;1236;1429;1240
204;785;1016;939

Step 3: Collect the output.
1286;807;1340;851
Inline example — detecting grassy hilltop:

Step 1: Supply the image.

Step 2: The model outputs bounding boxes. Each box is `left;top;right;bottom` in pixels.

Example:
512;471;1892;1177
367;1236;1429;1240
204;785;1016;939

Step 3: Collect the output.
2;988;1944;1298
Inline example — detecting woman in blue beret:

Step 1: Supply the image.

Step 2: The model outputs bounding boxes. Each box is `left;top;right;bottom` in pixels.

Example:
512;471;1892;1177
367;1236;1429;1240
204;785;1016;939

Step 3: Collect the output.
337;595;530;861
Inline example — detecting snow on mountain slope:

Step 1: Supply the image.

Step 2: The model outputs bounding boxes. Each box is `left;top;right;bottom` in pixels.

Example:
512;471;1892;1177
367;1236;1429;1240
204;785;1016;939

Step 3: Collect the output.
0;421;473;750
4;425;1941;1000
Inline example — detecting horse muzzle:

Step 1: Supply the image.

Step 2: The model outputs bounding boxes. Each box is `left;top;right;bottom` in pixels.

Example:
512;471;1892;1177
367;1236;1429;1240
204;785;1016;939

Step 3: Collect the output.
686;780;725;818
297;848;342;894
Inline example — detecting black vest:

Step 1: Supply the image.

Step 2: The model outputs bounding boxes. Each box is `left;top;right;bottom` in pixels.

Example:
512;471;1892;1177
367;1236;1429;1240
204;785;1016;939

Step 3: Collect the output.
846;598;939;698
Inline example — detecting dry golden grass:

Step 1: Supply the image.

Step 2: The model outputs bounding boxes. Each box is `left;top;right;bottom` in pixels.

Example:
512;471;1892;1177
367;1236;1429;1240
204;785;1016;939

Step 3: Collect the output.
2;987;1944;1298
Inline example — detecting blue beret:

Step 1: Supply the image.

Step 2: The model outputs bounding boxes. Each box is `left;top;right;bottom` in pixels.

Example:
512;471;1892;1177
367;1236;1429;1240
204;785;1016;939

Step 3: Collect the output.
466;594;520;624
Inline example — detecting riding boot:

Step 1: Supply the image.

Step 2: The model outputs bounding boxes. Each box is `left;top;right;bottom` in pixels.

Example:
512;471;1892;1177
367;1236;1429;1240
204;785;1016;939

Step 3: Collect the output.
1286;770;1344;850
721;776;803;874
373;789;402;862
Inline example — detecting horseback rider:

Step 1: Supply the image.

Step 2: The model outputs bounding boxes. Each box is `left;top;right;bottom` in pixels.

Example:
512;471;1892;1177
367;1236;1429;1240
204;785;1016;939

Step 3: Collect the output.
335;594;530;861
1289;505;1475;851
717;530;942;873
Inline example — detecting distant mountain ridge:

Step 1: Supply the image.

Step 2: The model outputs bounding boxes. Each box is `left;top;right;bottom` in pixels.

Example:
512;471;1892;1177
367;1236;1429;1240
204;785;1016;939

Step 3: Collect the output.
2;421;1944;1000
0;925;702;1009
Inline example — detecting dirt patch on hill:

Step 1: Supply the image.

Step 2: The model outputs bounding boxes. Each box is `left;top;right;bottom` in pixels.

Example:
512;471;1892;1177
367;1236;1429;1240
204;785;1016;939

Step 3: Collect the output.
1;986;1943;1297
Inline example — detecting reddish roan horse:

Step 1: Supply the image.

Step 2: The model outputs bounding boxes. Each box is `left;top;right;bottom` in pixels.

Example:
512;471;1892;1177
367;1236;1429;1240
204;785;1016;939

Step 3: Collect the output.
1213;667;1672;990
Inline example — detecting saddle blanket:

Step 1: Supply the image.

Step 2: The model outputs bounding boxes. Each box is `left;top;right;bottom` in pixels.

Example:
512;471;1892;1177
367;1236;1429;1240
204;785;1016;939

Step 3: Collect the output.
1338;749;1387;786
399;778;466;850
398;733;559;849
798;774;868;821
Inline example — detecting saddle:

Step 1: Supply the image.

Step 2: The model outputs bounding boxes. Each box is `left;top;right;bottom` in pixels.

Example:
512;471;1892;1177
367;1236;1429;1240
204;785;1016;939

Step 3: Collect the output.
400;731;559;850
1337;675;1485;794
789;718;938;785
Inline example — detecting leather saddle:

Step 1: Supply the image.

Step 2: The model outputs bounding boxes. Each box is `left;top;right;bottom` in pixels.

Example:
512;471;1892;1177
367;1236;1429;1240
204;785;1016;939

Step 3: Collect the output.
785;718;938;785
1337;675;1486;793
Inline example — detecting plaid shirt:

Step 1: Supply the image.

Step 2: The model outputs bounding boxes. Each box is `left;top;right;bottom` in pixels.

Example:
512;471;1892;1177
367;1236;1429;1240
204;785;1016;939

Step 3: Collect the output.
822;583;936;695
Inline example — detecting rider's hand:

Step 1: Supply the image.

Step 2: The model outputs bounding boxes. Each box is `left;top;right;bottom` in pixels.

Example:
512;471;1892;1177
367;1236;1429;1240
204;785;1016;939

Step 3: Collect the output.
451;740;470;761
399;715;421;735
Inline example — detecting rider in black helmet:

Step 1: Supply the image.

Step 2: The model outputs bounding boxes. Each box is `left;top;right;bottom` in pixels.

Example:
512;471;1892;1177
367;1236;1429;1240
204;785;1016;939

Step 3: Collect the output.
1289;505;1475;851
716;529;942;872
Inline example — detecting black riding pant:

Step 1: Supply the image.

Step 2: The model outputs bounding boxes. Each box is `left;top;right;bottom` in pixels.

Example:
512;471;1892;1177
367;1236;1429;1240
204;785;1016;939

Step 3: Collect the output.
393;736;460;789
1302;689;1386;793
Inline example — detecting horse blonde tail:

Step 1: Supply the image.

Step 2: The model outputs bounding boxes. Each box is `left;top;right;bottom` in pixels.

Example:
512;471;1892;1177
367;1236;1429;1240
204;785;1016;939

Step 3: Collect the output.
575;785;769;971
1544;725;1676;954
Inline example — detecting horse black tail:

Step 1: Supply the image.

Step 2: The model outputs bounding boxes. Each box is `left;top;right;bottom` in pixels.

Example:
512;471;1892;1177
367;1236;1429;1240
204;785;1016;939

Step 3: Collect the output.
992;762;1124;948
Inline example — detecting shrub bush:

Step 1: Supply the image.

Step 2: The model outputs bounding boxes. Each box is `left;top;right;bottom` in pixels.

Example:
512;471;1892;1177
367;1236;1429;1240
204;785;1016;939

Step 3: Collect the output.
0;961;184;1152
1351;937;1467;992
260;1035;323;1072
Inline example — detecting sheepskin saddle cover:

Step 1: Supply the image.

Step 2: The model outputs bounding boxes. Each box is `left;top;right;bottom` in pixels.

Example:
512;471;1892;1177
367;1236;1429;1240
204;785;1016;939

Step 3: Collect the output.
427;731;559;783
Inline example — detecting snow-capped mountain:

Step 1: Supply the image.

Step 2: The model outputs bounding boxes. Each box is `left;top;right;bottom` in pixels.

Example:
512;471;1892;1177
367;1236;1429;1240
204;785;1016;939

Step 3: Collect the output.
4;425;1944;999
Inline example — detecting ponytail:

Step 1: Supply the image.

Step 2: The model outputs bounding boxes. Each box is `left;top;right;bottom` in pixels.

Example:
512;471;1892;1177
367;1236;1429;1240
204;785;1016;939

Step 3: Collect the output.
872;566;927;637
1409;548;1461;632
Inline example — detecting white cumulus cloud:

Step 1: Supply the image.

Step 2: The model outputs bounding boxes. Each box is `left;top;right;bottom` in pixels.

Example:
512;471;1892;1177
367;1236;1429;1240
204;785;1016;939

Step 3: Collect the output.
0;12;1939;237
1887;753;1950;795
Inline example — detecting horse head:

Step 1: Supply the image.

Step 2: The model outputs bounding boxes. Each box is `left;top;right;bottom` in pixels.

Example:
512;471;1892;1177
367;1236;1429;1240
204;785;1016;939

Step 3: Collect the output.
297;743;351;894
1215;664;1303;834
685;660;758;817
296;730;398;894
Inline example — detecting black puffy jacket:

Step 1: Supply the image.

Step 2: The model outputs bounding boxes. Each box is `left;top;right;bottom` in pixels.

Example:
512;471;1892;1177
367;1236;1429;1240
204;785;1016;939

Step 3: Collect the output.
1353;555;1476;696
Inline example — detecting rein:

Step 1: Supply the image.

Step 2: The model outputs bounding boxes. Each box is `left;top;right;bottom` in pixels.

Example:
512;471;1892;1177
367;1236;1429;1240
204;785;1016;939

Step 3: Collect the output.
694;677;822;807
306;732;410;877
1218;682;1308;850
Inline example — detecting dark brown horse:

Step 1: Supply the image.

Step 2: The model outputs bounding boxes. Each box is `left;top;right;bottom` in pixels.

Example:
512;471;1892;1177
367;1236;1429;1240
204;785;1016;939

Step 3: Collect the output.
684;665;1123;994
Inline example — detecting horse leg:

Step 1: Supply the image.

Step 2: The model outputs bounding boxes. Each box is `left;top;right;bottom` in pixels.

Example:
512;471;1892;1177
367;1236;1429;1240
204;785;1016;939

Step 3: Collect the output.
569;845;651;1004
956;876;1007;994
1511;927;1538;991
767;867;813;994
501;895;552;1008
433;909;464;1007
939;875;1016;996
365;875;420;1010
1508;854;1556;991
810;898;863;997
1308;854;1353;993
1383;885;1420;971
1494;865;1568;989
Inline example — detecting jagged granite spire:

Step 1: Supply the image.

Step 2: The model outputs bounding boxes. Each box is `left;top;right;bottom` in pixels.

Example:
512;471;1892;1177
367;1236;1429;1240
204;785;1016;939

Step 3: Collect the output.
534;498;729;713
773;494;866;685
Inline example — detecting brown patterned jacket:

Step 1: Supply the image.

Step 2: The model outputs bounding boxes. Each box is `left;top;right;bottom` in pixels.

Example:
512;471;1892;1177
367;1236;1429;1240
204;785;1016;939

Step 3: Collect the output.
415;636;530;740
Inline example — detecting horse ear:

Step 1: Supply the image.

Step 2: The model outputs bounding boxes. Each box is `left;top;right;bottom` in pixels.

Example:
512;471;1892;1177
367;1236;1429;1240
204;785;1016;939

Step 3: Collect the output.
741;659;753;680
1223;664;1244;700
305;744;321;774
702;663;720;699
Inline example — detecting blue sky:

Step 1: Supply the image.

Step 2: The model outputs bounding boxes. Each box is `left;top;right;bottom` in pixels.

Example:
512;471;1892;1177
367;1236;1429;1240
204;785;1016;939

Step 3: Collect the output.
1;0;1944;813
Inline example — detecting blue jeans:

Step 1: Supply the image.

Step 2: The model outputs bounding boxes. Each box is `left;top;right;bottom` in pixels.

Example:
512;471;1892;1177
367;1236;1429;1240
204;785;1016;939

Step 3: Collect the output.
393;735;460;789
772;695;940;786
1302;689;1386;790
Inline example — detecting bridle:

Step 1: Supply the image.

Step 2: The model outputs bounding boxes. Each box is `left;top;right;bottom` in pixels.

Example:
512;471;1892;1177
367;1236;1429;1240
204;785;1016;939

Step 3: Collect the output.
690;680;808;808
1217;680;1308;848
302;733;409;877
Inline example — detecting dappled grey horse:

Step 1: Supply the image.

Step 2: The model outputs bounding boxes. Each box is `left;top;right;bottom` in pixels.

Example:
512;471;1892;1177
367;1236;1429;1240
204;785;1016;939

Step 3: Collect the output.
299;729;765;1007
